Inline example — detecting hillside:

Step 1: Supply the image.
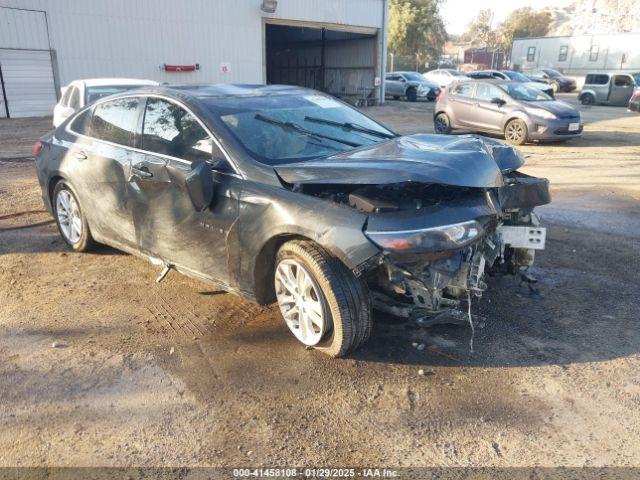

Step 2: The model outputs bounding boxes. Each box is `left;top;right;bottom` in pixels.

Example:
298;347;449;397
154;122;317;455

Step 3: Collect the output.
547;0;640;36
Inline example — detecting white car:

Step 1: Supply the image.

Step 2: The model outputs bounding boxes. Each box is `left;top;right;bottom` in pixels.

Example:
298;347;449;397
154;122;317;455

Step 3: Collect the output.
422;69;470;88
53;78;159;127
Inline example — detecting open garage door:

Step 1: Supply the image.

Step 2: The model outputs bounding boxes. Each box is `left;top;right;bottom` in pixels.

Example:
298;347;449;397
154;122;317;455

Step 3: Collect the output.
0;49;57;118
265;23;380;106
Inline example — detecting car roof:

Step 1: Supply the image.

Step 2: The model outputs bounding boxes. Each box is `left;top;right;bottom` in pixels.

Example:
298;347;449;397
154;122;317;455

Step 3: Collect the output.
76;78;159;87
127;83;318;100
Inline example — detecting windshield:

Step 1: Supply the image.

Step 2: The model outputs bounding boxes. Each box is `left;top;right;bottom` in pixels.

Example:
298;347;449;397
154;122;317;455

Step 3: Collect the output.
208;94;395;165
85;85;143;104
503;71;529;82
402;72;426;82
498;83;553;101
633;73;640;85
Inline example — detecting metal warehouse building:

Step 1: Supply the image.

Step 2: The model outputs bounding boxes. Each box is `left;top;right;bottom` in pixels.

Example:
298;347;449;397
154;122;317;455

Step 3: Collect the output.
0;0;388;118
511;32;640;75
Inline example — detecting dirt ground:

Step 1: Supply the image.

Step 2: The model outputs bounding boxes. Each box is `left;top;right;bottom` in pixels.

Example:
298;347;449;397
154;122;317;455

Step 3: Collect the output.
0;94;639;470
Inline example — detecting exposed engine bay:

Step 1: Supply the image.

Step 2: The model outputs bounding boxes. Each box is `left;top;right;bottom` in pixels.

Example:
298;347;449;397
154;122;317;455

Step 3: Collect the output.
277;134;551;325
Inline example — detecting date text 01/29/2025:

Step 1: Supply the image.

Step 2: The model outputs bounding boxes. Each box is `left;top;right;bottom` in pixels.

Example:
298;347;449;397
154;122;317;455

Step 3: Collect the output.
232;468;400;478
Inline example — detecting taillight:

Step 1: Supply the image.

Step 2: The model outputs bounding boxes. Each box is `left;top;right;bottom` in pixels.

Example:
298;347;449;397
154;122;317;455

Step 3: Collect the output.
632;91;640;101
32;141;44;157
435;90;443;101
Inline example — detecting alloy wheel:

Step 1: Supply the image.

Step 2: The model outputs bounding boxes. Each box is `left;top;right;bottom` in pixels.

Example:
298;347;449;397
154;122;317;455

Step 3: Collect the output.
275;259;327;346
56;189;82;244
435;114;450;134
505;121;526;144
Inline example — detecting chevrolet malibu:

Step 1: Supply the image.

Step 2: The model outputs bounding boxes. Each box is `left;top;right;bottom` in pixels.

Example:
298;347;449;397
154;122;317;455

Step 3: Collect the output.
34;84;550;357
434;80;583;145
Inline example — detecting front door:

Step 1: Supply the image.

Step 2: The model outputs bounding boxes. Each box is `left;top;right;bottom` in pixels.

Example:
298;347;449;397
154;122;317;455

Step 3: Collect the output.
470;82;507;131
385;75;404;97
128;96;240;286
608;75;635;106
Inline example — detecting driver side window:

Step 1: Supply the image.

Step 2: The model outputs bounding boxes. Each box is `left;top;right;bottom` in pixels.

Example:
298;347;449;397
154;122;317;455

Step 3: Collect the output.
475;84;503;102
142;97;218;163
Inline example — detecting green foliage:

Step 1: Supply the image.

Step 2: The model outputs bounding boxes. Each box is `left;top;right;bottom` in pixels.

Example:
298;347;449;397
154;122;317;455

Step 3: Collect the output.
499;7;551;54
388;0;447;69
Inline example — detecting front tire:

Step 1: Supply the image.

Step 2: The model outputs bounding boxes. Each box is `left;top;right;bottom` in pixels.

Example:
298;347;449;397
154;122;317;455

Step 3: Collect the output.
52;181;94;252
434;112;452;134
504;118;528;146
551;81;560;93
274;240;371;357
581;93;595;105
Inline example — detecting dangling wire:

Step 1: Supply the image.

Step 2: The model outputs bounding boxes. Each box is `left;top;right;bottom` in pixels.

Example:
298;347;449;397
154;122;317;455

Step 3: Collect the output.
467;289;475;353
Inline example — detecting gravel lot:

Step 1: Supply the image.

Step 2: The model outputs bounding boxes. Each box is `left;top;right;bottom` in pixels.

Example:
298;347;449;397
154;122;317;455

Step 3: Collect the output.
0;94;639;469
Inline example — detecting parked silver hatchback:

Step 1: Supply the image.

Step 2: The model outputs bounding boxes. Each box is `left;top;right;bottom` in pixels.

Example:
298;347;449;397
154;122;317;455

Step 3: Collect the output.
434;79;583;145
579;72;640;106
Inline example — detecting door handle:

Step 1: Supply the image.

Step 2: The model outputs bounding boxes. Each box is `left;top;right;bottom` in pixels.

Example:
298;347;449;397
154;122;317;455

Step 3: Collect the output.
131;163;153;178
72;151;87;160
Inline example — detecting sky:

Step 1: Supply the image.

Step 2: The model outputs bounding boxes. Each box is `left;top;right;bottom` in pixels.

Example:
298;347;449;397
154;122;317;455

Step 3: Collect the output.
440;0;574;36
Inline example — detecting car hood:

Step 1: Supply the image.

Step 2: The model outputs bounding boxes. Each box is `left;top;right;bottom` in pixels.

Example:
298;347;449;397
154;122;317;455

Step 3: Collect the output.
524;100;578;116
274;134;525;188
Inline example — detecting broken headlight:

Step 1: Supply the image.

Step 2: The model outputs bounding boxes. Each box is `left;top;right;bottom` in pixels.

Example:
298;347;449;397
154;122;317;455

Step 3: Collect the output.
365;220;483;253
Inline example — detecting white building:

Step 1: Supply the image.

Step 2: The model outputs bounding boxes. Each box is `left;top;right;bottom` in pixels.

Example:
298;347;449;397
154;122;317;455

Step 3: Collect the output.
0;0;388;118
511;32;640;76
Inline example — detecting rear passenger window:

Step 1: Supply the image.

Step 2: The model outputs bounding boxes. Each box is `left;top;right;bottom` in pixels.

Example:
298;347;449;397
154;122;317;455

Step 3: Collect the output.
90;97;140;147
70;108;92;136
142;97;213;162
451;83;473;97
614;75;632;87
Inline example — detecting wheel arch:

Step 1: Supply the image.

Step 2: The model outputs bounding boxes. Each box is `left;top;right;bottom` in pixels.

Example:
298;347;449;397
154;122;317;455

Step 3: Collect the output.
253;233;317;305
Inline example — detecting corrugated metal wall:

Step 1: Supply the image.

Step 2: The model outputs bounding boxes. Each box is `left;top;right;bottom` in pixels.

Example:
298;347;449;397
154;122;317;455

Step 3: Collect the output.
0;0;384;87
511;33;640;74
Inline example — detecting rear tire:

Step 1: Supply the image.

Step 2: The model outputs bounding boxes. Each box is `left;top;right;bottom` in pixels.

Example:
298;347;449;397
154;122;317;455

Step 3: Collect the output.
504;118;528;146
434;112;452;134
406;88;417;102
52;181;94;252
581;93;595;105
274;240;371;357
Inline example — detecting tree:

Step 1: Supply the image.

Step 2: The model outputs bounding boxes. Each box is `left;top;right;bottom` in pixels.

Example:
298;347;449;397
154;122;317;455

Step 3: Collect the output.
466;9;499;47
388;0;447;70
499;7;551;59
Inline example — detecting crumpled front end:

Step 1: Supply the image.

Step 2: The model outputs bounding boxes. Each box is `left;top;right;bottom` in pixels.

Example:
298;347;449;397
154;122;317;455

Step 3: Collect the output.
275;133;550;322
360;172;550;321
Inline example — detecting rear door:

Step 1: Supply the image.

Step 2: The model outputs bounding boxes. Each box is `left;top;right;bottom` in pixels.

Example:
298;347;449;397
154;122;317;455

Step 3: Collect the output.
64;97;142;248
129;96;240;285
447;82;476;127
608;75;635;105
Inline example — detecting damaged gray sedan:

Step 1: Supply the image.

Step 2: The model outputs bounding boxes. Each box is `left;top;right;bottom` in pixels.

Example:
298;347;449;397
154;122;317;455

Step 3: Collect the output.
34;84;550;357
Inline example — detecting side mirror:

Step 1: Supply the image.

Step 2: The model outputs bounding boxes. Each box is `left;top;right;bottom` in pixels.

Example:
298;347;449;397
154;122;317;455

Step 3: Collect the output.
185;161;215;212
491;97;506;106
399;77;406;83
